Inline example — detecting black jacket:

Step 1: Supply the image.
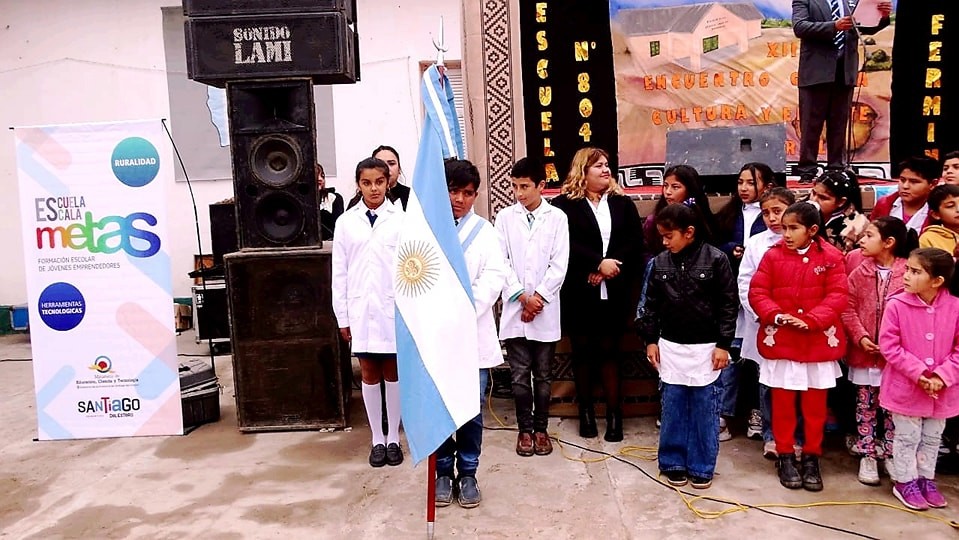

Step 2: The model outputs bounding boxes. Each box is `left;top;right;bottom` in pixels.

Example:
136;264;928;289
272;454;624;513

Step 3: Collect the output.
551;193;644;333
639;240;738;349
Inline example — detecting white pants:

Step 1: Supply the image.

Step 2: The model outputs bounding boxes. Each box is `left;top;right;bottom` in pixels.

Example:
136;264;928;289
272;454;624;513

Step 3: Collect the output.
892;414;946;482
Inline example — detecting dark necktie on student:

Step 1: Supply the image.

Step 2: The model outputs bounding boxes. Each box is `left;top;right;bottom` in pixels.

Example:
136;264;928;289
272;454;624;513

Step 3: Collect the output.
527;212;535;229
367;209;377;226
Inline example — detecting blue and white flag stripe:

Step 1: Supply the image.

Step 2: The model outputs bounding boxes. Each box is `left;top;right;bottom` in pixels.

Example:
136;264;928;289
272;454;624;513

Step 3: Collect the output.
395;65;479;464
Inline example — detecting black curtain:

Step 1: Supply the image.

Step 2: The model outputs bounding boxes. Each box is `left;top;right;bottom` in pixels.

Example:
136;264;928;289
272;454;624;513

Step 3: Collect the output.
889;2;958;172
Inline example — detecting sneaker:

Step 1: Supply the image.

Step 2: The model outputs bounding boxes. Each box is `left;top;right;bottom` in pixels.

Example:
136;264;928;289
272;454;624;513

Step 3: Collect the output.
663;470;688;487
763;440;779;460
746;409;763;440
435;475;454;507
883;458;897;482
369;444;387;468
858;457;880;486
801;455;823;492
777;455;803;489
893;480;929;511
917;477;948;508
533;431;553;456
718;417;732;442
690;476;712;489
516;432;534;457
385;442;404;466
457;476;482;508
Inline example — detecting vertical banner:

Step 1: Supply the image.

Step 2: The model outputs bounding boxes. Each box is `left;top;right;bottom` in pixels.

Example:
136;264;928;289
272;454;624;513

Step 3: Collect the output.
519;0;618;188
14;120;182;440
889;1;957;169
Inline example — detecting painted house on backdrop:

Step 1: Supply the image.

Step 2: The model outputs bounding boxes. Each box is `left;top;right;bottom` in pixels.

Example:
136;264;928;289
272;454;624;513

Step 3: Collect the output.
615;2;763;72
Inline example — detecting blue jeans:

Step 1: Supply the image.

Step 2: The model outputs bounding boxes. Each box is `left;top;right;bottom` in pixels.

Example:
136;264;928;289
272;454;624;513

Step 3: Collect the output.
659;380;721;480
436;368;489;478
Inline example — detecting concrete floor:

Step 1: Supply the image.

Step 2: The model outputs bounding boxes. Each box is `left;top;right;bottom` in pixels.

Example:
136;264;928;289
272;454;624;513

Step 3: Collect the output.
0;333;957;540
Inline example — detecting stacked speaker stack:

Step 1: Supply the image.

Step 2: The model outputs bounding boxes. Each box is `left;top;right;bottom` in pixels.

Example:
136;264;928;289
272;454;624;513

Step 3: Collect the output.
182;0;358;431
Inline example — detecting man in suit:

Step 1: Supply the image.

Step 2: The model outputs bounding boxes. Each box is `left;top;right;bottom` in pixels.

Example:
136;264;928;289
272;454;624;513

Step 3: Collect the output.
793;0;892;183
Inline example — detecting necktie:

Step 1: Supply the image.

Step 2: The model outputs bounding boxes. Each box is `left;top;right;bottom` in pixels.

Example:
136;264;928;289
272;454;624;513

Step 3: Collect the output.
829;0;844;51
527;212;535;229
367;210;377;226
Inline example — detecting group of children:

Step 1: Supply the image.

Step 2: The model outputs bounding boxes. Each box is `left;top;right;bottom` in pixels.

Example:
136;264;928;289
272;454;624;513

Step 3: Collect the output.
640;153;959;513
330;144;959;512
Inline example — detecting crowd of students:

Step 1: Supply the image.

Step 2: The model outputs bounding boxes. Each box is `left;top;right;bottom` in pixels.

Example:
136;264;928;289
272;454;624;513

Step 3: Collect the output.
327;144;959;512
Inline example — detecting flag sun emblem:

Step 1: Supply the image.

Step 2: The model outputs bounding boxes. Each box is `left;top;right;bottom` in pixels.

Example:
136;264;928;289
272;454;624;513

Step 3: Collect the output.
396;241;440;296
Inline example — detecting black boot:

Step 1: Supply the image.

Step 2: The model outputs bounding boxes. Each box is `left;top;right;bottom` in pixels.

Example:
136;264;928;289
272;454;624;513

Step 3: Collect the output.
801;455;823;492
604;408;623;442
777;455;802;489
578;404;598;438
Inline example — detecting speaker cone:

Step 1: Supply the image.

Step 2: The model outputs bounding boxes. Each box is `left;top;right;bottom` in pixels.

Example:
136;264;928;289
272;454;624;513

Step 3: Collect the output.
254;191;305;244
250;135;303;188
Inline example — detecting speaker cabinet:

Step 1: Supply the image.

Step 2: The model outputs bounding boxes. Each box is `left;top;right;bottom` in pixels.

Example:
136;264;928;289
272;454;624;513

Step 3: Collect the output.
209;200;238;266
227;78;320;249
225;248;350;431
184;0;356;22
666;124;787;192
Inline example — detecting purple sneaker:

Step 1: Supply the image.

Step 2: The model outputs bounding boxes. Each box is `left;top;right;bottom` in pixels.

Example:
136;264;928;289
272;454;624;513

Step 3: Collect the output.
893;480;929;511
917;477;948;508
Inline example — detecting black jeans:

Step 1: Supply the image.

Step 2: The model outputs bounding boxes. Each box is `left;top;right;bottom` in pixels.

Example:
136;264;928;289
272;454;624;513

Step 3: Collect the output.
505;338;555;433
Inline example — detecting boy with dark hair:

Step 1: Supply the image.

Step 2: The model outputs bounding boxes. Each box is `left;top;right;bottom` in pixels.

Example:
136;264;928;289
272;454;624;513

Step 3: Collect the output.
871;156;941;232
496;157;569;457
435;158;508;509
919;184;959;253
942;151;959;186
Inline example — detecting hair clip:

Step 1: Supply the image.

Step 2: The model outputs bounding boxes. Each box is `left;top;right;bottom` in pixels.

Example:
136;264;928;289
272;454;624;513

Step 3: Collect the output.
682;197;696;208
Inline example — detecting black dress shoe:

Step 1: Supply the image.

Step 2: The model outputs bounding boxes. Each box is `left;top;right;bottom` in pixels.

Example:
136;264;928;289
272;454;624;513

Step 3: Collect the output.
604;409;623;442
385;442;404;466
802;455;823;492
777;455;802;489
369;444;387;467
579;405;598;438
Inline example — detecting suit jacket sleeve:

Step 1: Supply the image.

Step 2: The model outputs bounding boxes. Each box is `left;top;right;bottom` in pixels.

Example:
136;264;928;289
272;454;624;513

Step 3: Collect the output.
793;0;841;42
858;16;890;36
558;196;604;273
607;196;644;273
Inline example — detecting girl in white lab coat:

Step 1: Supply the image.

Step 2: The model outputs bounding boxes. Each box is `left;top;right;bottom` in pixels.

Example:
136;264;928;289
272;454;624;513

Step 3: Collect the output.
332;157;404;468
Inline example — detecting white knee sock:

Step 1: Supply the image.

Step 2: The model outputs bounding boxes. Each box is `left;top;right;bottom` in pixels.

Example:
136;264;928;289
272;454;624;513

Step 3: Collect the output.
385;380;402;445
362;382;385;446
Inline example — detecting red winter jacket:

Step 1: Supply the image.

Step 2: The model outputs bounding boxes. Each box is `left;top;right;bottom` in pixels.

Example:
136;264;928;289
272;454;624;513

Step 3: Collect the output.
840;257;906;369
748;238;848;362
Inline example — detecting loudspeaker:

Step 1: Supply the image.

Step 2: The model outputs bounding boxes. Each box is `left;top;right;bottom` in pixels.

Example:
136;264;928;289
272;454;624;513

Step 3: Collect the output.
184;12;358;86
209;200;238;266
225;248;350;431
666;124;787;192
183;0;355;22
227;78;320;249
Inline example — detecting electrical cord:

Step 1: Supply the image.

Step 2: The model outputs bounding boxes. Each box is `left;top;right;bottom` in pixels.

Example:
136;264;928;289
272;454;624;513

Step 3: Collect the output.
481;386;959;536
161;119;219;373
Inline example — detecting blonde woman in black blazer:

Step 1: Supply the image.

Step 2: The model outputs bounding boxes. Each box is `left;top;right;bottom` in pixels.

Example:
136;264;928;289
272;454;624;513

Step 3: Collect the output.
551;147;644;442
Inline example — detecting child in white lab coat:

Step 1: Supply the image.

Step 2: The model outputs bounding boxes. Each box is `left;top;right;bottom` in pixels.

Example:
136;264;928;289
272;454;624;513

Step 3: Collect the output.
332;157;405;468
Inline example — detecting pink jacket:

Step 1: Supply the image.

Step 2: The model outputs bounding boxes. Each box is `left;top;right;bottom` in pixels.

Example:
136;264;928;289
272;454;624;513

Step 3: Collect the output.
879;290;959;419
840;257;906;369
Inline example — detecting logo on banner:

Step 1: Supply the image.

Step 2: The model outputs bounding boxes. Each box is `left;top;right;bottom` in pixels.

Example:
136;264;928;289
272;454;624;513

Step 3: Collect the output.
111;137;160;187
89;355;113;374
77;396;141;418
37;282;86;331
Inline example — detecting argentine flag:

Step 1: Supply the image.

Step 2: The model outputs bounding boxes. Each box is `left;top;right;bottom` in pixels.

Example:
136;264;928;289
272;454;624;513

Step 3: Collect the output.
395;65;478;464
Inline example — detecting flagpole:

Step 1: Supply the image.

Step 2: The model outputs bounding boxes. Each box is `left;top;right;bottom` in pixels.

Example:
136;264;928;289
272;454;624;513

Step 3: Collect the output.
426;453;436;539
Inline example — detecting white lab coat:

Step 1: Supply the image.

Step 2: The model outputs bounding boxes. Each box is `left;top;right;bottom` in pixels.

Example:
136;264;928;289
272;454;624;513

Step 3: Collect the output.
736;228;780;363
331;200;403;354
458;213;509;368
496;201;569;342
